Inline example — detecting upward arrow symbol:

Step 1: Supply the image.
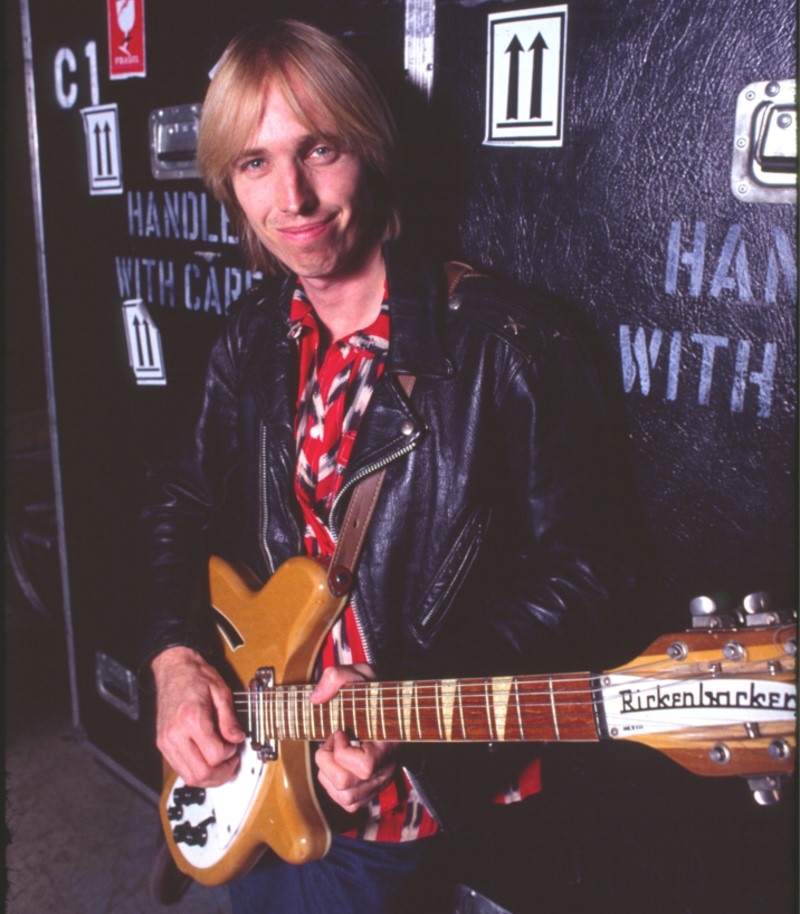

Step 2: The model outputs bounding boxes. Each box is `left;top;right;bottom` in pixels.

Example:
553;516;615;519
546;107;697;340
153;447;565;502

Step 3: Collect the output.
529;33;548;119
94;123;105;175
505;35;524;120
103;122;114;175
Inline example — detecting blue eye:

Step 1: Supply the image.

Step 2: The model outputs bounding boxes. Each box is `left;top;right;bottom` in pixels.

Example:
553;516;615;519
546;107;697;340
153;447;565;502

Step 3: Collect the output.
308;144;339;162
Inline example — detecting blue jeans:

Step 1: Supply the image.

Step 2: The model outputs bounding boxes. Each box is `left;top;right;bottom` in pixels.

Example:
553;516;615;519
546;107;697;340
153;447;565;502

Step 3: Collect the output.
229;834;451;914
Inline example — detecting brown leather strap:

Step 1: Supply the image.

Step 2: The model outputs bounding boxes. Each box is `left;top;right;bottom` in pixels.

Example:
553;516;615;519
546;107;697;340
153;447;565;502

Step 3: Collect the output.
444;260;478;296
327;374;416;596
326;262;476;596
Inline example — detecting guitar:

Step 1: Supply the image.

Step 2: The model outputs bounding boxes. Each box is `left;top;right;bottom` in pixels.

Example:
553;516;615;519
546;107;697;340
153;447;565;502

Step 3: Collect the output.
159;555;797;886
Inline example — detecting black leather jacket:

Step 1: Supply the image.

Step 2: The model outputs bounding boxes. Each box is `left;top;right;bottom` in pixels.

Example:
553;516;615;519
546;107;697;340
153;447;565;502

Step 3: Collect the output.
141;241;631;830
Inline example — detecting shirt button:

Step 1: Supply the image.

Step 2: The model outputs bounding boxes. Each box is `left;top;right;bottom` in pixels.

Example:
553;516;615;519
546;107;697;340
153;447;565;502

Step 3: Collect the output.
400;420;415;437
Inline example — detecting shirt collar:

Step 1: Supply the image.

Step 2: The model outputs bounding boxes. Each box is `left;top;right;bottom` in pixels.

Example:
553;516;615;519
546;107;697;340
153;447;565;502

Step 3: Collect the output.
287;279;390;356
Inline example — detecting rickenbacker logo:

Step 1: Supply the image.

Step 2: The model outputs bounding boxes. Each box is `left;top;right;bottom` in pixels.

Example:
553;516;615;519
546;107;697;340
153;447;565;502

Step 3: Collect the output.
604;675;796;736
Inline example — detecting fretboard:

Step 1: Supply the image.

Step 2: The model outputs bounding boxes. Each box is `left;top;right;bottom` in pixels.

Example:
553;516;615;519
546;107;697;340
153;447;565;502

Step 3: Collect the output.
238;673;600;746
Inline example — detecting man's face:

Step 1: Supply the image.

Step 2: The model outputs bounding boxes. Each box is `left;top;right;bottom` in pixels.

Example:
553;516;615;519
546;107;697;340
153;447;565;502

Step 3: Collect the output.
230;84;379;282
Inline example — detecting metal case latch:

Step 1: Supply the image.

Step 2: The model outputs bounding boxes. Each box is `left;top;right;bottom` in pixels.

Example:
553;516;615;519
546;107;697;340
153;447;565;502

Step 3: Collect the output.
149;103;202;180
95;650;140;720
732;80;797;203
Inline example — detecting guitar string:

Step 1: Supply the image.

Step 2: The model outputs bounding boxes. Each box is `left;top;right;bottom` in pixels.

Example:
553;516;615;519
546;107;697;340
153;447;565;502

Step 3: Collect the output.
228;652;791;704
227;657;792;700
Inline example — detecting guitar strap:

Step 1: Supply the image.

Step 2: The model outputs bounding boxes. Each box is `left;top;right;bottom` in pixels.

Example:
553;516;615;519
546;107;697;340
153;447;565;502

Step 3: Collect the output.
326;260;476;597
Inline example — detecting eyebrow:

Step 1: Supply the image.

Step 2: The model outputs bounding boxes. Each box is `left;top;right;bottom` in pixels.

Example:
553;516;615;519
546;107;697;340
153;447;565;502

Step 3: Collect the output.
236;131;341;160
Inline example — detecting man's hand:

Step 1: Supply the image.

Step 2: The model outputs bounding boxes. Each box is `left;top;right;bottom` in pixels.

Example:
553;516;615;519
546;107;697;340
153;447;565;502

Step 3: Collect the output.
151;646;245;787
311;664;398;813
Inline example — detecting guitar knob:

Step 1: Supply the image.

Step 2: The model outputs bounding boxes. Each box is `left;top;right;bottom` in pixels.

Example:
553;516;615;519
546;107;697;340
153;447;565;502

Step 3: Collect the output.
167;804;184;822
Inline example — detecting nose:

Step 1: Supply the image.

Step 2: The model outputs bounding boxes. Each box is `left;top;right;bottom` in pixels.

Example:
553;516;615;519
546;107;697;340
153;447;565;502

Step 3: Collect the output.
276;160;317;215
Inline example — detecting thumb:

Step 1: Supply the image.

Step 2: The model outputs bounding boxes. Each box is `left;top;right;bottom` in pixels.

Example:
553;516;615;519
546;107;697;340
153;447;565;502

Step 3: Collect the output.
211;685;246;743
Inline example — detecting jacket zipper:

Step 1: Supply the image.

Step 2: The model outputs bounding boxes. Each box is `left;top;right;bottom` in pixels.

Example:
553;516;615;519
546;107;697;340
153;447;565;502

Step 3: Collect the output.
417;514;485;632
328;438;419;667
262;416;444;820
258;421;276;577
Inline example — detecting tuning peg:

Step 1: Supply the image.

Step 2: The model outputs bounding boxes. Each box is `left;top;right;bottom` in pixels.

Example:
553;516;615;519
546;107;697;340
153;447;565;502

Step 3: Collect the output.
742;592;771;613
747;775;782;806
689;595;718;616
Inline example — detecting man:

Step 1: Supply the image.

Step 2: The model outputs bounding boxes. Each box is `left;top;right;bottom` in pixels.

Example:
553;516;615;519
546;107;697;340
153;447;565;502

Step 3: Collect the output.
142;19;630;914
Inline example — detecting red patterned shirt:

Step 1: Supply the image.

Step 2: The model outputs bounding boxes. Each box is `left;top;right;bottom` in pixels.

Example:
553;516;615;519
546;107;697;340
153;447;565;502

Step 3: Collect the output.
288;281;541;842
290;282;438;841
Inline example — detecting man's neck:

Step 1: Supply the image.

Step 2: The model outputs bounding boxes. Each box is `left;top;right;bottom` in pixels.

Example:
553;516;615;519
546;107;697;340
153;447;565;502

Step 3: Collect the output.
299;245;386;343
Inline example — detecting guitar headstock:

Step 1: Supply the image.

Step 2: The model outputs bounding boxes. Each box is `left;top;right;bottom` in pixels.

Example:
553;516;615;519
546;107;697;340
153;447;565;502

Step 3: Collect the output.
600;593;797;803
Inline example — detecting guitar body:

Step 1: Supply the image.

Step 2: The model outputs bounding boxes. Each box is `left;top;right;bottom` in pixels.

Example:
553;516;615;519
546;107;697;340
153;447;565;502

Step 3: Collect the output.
159;556;347;886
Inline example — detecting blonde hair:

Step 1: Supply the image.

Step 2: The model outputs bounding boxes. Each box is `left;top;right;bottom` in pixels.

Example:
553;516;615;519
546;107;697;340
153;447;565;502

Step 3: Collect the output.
197;20;400;274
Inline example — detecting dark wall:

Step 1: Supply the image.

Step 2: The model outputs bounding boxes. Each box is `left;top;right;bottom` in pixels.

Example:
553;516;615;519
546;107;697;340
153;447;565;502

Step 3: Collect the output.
434;0;797;626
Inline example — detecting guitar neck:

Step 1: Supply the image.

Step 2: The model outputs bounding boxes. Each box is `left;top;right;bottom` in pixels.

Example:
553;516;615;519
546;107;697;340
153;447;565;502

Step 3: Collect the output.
241;673;599;745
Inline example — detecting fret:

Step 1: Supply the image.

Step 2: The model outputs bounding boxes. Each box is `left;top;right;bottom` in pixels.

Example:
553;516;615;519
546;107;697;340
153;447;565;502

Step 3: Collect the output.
513;678;525;739
483;679;495;740
289;686;297;739
491;676;513;741
378;682;386;740
456;680;466;739
367;683;379;741
547;677;561;740
440;679;456;741
301;688;309;739
433;680;445;739
400;683;414;740
313;698;321;740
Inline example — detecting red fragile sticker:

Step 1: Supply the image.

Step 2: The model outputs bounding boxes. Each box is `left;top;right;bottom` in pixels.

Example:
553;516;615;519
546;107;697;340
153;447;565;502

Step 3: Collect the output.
108;0;146;79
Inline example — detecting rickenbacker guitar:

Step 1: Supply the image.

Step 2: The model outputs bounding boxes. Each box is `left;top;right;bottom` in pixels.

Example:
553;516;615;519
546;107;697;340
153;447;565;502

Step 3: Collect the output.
159;555;797;887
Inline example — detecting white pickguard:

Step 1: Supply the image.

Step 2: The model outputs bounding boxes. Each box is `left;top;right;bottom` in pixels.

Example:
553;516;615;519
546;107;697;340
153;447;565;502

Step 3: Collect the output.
166;742;265;870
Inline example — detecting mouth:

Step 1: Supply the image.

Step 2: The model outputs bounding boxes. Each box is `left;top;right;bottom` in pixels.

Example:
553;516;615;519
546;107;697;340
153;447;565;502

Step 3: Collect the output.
274;213;337;244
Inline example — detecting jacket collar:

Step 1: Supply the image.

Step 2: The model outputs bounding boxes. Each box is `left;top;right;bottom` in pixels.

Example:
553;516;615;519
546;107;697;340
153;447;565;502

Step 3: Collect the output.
245;241;453;429
383;240;454;380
